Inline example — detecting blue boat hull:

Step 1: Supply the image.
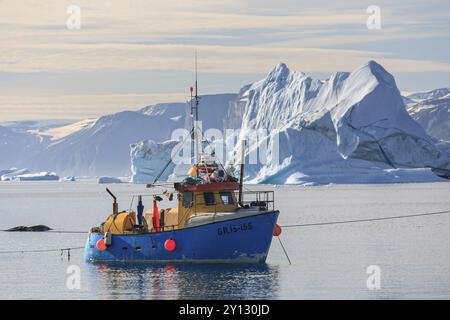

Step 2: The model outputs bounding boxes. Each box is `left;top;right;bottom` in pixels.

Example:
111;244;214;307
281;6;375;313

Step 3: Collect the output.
84;210;279;263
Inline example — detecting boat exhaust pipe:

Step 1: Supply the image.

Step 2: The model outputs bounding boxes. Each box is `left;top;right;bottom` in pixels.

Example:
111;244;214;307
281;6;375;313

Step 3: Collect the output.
238;140;245;207
106;188;118;215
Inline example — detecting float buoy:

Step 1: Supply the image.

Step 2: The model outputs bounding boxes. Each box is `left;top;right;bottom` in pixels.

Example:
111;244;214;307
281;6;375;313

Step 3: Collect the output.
164;239;176;252
96;238;107;251
273;224;282;237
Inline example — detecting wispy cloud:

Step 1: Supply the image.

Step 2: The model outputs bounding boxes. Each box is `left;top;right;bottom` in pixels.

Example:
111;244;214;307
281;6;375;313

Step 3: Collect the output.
1;0;449;74
0;0;450;120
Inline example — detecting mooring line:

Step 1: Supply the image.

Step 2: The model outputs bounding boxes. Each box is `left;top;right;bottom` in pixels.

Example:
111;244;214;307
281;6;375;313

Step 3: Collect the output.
0;246;84;254
280;209;450;228
0;229;87;234
277;236;291;265
48;230;87;234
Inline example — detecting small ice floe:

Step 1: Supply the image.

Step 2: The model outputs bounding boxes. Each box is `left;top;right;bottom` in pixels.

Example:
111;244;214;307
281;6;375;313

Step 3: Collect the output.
98;176;123;184
14;172;59;181
60;176;76;182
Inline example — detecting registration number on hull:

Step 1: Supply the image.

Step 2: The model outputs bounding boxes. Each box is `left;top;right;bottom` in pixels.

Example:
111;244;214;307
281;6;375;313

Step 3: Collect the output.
217;222;253;236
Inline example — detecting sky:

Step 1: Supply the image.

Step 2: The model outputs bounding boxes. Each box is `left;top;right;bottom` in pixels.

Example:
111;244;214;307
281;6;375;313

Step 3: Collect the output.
0;0;449;121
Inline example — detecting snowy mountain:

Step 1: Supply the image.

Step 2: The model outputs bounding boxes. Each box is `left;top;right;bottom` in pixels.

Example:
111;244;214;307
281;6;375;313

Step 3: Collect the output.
29;110;186;176
406;88;450;102
224;61;450;184
406;91;450;142
0;125;48;169
0;94;237;177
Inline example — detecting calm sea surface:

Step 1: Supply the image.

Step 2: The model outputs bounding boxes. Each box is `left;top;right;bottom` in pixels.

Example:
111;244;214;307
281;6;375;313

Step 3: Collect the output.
1;181;450;299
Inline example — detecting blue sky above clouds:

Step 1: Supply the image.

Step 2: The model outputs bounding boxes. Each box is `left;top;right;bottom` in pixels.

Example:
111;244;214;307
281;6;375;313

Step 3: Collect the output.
0;0;449;120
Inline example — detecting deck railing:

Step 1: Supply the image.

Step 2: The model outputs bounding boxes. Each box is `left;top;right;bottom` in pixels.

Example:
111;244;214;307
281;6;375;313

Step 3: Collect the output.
191;190;275;215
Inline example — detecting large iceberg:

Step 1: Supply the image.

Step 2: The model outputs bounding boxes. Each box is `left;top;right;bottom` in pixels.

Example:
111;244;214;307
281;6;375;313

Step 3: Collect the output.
225;61;450;184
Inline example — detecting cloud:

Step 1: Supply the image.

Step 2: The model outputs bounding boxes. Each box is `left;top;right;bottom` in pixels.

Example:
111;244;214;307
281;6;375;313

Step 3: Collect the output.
1;0;449;75
1;0;450;121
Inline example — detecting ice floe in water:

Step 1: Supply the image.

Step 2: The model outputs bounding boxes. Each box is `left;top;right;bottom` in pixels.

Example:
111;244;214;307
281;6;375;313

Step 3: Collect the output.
98;176;123;184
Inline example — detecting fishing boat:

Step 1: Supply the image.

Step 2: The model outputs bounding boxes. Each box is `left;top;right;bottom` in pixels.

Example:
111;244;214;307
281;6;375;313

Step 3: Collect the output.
84;67;281;263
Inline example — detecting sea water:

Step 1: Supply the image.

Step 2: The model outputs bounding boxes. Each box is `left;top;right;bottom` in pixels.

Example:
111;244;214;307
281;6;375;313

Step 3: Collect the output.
1;181;450;299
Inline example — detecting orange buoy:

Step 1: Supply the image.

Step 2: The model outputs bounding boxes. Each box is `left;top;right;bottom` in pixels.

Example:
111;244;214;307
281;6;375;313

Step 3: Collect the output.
273;224;282;237
164;239;176;252
96;238;107;251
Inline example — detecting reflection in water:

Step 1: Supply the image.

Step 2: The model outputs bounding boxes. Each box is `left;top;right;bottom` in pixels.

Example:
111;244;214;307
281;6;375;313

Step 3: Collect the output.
85;262;280;299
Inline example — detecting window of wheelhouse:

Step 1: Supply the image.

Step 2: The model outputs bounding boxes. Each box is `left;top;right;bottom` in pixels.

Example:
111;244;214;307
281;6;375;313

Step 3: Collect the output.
203;192;216;206
220;192;234;205
182;191;193;208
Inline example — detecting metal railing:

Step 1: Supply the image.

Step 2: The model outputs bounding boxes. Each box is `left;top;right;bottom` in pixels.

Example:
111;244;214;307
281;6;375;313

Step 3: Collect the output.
235;190;275;212
188;190;274;215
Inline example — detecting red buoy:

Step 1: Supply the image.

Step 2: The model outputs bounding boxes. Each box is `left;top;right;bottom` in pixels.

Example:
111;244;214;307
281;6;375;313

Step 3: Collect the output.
164;239;176;252
96;238;107;251
273;224;282;237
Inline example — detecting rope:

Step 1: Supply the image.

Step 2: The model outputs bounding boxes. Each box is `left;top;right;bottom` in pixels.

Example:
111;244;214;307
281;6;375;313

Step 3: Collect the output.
277;236;291;265
47;230;87;234
0;246;84;254
0;229;87;234
281;209;450;228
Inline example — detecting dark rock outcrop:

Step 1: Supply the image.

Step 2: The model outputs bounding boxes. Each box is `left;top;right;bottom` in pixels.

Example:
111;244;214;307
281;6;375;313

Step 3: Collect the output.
6;225;52;232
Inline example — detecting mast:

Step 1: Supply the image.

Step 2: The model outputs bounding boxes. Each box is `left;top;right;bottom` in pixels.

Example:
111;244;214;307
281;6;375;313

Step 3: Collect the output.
194;50;201;165
238;140;246;206
190;86;194;164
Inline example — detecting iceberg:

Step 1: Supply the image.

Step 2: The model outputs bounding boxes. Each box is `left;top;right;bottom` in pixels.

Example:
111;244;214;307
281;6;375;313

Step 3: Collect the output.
14;171;59;181
1;168;30;181
130;140;179;183
226;61;450;184
60;176;76;182
98;176;123;184
0;168;19;177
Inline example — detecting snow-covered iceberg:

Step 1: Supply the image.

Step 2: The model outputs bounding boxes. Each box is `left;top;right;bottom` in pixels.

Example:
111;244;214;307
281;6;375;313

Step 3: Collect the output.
13;171;59;181
130;140;179;183
60;176;76;182
1;168;30;181
226;61;450;184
